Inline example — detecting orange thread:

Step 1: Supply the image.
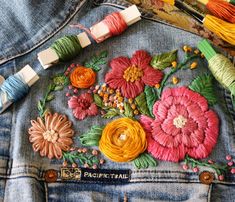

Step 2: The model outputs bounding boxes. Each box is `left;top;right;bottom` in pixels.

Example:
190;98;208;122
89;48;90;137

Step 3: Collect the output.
207;0;235;23
70;66;96;89
99;118;147;162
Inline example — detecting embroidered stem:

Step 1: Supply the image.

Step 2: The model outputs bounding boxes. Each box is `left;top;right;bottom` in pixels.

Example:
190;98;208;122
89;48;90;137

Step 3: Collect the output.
37;72;69;118
185;155;228;175
157;54;200;97
62;148;104;169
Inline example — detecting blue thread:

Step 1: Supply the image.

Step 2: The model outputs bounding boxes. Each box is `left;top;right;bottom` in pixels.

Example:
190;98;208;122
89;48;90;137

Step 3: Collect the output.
0;75;29;110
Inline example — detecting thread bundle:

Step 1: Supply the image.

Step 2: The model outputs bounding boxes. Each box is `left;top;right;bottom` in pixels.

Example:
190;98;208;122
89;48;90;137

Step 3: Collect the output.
50;35;82;62
199;0;235;23
162;0;235;45
198;39;235;96
0;75;29;112
71;12;128;43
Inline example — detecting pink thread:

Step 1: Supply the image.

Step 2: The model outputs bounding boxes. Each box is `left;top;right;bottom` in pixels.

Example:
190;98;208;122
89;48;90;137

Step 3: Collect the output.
140;87;219;162
70;12;127;43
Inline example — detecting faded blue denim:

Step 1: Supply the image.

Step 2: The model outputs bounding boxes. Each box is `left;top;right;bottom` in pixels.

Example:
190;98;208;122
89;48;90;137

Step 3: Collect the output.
0;0;235;201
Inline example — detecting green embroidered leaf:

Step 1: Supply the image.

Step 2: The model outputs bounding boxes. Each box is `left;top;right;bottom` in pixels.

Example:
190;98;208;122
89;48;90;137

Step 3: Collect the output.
135;93;151;116
37;100;43;111
53;74;69;86
54;85;64;91
41;108;50;118
46;93;55;102
124;102;134;118
93;94;103;108
144;86;158;118
133;153;158;169
80;125;103;146
151;50;177;70
102;109;119;119
84;51;108;72
189;74;217;105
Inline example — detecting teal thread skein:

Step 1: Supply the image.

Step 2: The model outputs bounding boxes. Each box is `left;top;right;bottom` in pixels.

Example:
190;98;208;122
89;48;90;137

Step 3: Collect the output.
198;39;235;96
50;35;82;62
0;75;29;112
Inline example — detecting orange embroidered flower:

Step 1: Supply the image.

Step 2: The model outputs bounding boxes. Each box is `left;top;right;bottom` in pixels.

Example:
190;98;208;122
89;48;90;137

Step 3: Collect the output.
70;66;96;88
28;113;74;159
99;118;147;162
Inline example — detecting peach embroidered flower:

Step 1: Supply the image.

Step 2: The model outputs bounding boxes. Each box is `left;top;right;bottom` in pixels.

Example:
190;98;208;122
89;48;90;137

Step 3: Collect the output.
99;118;147;162
68;93;98;120
140;87;219;162
28;113;74;159
105;50;163;98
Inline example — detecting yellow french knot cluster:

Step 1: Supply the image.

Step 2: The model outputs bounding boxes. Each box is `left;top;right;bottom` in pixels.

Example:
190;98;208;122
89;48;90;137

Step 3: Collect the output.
99;118;147;162
123;65;143;82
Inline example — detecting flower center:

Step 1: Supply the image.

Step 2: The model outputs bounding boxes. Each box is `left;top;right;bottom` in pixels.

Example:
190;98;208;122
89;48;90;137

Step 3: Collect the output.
173;115;187;128
123;65;143;82
78;99;90;109
43;130;59;143
119;133;127;141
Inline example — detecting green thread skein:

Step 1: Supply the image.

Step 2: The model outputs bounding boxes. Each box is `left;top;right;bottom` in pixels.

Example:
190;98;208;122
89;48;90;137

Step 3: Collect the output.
50;35;82;62
198;39;235;96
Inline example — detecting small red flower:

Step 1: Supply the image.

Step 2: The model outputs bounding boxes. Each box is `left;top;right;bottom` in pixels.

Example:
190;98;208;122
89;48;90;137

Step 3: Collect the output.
68;93;98;120
105;50;163;98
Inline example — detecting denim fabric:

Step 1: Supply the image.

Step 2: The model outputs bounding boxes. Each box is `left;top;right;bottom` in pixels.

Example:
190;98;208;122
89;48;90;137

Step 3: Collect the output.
0;0;235;201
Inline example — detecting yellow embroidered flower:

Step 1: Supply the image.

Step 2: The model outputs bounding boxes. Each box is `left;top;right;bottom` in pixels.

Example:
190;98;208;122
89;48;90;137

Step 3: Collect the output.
99;118;147;162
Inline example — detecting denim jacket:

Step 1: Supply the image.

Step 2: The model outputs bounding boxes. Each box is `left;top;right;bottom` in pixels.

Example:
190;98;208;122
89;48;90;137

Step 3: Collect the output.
0;0;235;201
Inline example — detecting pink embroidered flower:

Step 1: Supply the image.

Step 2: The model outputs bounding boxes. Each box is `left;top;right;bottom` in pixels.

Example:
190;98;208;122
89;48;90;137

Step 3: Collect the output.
28;113;74;159
140;87;219;162
105;50;163;98
68;93;98;120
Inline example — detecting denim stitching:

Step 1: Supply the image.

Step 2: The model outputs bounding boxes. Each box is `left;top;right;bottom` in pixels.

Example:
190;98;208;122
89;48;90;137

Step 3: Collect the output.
44;182;48;202
207;184;212;202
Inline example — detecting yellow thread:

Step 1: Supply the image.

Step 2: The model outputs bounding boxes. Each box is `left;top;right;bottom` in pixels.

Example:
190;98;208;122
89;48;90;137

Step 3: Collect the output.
204;15;235;45
197;0;208;5
161;0;175;5
99;118;147;162
208;54;235;95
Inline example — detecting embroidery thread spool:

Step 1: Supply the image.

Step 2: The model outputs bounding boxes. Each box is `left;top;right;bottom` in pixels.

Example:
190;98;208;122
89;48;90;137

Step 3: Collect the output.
71;5;141;43
198;39;235;97
161;0;235;45
197;0;235;23
0;65;39;113
37;33;91;69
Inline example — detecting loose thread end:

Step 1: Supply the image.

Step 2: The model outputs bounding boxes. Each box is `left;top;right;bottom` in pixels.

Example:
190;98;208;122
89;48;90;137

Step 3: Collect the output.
197;39;217;61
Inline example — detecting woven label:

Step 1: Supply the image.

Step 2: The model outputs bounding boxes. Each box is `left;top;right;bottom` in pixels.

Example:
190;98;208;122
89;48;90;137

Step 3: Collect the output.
61;167;131;182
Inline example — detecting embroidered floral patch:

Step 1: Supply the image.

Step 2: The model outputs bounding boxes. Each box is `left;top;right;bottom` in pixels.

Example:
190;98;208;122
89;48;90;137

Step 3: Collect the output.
99;117;147;162
140;86;219;162
79;119;157;168
28;113;74;159
105;50;163;98
28;48;235;182
68;93;98;120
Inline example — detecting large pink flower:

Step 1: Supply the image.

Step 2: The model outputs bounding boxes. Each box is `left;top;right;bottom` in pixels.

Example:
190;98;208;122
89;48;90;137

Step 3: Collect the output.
105;50;163;98
68;93;98;120
140;87;219;162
